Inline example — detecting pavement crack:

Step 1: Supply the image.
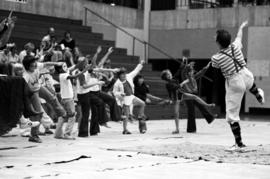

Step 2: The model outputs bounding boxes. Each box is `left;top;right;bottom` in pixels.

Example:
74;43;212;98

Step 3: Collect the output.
0;147;18;150
44;155;92;165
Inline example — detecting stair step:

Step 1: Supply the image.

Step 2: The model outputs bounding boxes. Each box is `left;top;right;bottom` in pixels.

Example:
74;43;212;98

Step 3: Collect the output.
12;25;104;40
0;16;92;34
109;55;140;64
0;10;82;25
11;30;103;42
110;63;152;71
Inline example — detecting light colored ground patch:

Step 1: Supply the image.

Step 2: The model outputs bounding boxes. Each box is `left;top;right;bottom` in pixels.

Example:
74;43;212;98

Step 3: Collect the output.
113;142;270;165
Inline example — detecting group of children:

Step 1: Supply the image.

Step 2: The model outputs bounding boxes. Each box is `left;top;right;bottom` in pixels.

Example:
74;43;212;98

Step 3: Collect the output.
0;13;265;150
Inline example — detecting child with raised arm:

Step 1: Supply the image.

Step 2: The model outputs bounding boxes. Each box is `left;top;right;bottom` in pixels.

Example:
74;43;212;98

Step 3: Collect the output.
161;67;215;134
54;61;91;139
211;21;265;150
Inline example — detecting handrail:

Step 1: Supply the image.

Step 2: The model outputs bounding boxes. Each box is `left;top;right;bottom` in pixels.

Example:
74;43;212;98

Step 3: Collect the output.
83;6;178;63
83;6;212;83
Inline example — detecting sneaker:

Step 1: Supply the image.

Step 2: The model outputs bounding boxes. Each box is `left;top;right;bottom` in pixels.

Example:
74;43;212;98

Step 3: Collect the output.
21;130;30;137
45;129;54;135
63;134;75;140
187;130;196;133
257;88;265;104
20;121;40;129
226;143;246;151
139;120;147;134
78;134;89;137
172;130;180;134
100;123;111;128
54;135;63;139
122;130;132;135
38;131;46;136
28;135;42;143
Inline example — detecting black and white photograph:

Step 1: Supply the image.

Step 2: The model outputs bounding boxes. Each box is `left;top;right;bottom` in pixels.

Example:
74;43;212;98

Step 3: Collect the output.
0;0;269;178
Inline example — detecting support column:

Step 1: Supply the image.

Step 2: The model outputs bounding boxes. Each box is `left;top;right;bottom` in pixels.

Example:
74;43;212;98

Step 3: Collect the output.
234;0;239;7
143;0;150;63
176;0;189;9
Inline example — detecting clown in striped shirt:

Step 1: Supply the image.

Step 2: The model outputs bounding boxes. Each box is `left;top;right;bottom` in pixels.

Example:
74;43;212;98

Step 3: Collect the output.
211;21;265;151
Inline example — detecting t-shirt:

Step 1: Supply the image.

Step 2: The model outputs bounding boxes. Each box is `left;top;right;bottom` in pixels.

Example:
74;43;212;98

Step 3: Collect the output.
59;73;74;99
183;78;198;94
23;62;44;91
23;70;40;91
123;81;133;96
211;37;246;78
134;83;149;102
76;71;91;94
87;73;100;92
60;39;76;50
166;79;183;101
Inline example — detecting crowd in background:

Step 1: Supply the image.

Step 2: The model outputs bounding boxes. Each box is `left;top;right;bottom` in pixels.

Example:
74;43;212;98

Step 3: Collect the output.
0;14;169;143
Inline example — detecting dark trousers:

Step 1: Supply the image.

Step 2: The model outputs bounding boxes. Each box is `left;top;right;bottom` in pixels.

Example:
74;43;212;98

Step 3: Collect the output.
77;92;91;137
185;100;214;132
94;91;121;122
88;92;103;135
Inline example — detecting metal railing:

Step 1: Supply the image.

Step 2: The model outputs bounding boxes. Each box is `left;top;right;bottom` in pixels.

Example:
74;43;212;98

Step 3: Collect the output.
83;6;213;88
84;6;178;65
177;0;270;9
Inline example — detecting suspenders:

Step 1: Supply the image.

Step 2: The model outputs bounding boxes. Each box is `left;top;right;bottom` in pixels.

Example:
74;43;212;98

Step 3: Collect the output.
219;45;244;73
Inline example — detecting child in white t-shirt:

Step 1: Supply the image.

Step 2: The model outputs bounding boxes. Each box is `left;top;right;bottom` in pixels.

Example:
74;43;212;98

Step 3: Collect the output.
55;62;90;139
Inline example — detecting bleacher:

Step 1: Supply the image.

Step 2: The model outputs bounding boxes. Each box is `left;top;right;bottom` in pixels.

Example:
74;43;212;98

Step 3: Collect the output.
0;9;220;119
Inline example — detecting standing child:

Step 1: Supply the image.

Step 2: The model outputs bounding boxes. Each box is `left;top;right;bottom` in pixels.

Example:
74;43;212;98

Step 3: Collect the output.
180;62;216;133
55;61;90;139
161;69;215;134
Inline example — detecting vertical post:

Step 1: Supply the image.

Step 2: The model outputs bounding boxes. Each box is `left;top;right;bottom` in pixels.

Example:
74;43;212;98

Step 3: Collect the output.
233;0;239;7
176;0;189;9
143;0;151;63
144;42;147;63
84;8;87;26
199;78;202;96
132;37;135;56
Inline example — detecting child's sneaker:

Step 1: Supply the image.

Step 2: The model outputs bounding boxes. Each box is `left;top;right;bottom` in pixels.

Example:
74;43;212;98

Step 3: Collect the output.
20;120;40;129
122;130;132;135
63;134;76;140
226;143;246;151
257;88;265;104
172;130;180;134
28;135;42;143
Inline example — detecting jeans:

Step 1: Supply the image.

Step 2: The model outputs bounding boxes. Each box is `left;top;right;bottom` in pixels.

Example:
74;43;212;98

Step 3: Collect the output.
29;92;42;136
185;100;214;132
94;91;121;122
39;86;66;117
77;92;91;137
132;96;145;118
88;92;103;135
55;98;76;138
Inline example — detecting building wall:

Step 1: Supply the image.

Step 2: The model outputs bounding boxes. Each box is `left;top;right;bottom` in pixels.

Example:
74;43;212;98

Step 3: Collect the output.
149;27;248;59
149;6;270;59
150;6;270;30
0;0;143;29
245;27;270;111
116;28;145;61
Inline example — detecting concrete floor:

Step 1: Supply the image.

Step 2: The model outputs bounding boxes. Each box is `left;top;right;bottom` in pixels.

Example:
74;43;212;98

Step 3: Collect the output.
0;118;270;179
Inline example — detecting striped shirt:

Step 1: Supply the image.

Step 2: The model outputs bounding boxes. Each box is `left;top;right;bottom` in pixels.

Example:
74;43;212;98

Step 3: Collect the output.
211;37;246;78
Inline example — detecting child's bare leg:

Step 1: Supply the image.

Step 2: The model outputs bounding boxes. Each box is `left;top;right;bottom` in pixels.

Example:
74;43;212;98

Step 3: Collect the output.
172;100;180;134
182;93;215;108
122;105;131;134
